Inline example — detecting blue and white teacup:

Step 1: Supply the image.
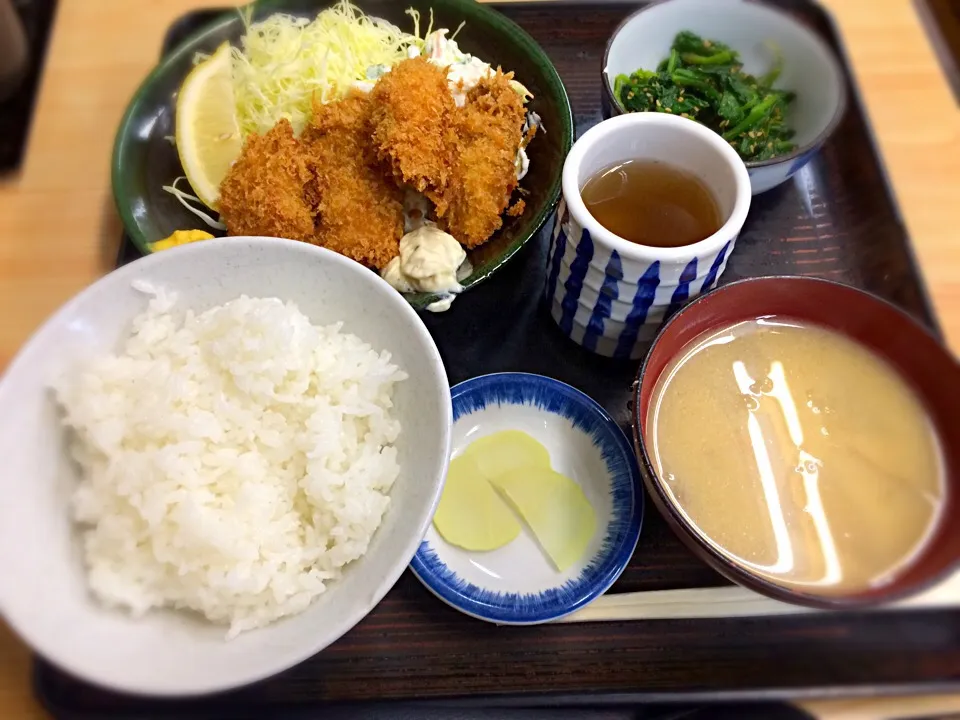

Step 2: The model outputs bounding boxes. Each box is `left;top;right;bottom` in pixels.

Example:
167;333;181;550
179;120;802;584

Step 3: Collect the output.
544;112;751;360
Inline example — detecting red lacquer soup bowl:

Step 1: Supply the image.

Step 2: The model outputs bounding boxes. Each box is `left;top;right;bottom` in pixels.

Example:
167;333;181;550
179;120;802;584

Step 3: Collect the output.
631;276;960;609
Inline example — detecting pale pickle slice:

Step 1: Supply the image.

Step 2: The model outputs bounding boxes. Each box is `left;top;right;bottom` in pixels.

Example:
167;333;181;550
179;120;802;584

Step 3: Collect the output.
464;430;551;480
433;453;522;551
490;466;597;572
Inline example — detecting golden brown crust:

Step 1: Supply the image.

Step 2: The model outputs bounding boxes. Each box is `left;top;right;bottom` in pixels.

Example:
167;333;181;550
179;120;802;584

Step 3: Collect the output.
217;120;315;241
506;198;526;217
435;70;527;248
216;59;531;267
369;57;457;200
301;94;404;270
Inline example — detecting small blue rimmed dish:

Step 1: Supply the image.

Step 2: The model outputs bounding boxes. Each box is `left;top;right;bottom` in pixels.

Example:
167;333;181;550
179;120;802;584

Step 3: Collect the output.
410;372;643;624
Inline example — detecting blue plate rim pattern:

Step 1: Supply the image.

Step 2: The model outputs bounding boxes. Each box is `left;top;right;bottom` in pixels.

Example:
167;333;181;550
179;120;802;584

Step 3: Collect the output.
410;372;643;625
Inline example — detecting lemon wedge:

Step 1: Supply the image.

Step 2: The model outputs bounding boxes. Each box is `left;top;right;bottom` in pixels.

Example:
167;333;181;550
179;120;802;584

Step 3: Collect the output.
175;42;242;209
433;454;522;551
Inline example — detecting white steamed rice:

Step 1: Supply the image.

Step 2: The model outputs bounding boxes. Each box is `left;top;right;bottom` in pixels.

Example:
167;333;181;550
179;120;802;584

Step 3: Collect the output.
54;283;407;638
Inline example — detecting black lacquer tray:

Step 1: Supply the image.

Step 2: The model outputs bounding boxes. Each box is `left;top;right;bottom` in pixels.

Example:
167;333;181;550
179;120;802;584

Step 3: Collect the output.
36;2;959;717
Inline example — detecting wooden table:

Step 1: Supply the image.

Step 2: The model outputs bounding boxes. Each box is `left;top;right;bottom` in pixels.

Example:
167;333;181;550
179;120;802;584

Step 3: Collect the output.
1;0;958;717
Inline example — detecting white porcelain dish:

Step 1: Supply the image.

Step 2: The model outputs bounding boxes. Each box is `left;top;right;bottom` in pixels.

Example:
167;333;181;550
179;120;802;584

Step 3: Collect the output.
602;0;846;194
0;237;452;696
546;112;751;359
411;373;643;624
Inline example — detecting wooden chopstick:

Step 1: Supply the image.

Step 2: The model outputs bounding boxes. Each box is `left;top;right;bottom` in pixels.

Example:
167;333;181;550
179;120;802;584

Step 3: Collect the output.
557;569;960;623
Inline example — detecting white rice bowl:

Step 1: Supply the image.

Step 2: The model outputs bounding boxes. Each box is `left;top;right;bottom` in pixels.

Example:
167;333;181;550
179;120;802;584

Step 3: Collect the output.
0;238;451;695
56;284;408;639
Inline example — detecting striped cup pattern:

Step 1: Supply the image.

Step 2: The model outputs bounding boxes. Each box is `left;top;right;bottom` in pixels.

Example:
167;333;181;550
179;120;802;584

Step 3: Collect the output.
544;200;735;360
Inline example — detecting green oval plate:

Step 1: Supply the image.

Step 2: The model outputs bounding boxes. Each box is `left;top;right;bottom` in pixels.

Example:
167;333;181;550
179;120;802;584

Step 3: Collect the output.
112;0;573;310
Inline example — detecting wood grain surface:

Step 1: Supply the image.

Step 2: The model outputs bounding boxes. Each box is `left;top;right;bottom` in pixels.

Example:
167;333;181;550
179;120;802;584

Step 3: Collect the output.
1;1;959;718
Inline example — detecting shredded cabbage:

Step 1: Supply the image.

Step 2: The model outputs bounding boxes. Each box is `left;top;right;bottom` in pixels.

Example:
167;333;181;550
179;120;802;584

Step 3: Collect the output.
232;1;425;136
161;177;227;230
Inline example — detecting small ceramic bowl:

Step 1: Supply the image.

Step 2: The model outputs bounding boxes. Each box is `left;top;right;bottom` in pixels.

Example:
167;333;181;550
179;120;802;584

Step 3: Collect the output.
112;0;574;311
0;237;452;695
545;112;751;360
411;373;643;624
602;0;847;194
631;276;960;609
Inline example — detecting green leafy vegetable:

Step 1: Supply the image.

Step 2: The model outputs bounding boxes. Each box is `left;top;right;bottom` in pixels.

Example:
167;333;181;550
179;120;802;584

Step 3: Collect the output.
614;32;797;162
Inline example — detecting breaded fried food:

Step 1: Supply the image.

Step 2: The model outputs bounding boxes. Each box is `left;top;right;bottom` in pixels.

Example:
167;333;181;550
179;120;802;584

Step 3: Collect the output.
506;198;526;217
438;70;527;248
217;60;531;267
303;93;405;269
370;57;456;202
218;119;314;241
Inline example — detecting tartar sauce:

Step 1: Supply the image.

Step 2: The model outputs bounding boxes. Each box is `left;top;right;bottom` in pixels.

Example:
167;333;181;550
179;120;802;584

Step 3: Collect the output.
381;223;472;312
424;30;531;107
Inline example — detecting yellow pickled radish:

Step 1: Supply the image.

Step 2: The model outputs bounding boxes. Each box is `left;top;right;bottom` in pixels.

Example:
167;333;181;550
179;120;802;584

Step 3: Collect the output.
149;229;215;252
433;453;521;551
463;430;550;480
489;466;596;572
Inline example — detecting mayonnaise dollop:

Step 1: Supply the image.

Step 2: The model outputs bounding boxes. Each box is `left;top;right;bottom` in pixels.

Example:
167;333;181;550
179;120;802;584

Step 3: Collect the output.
382;223;472;312
424;30;532;107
